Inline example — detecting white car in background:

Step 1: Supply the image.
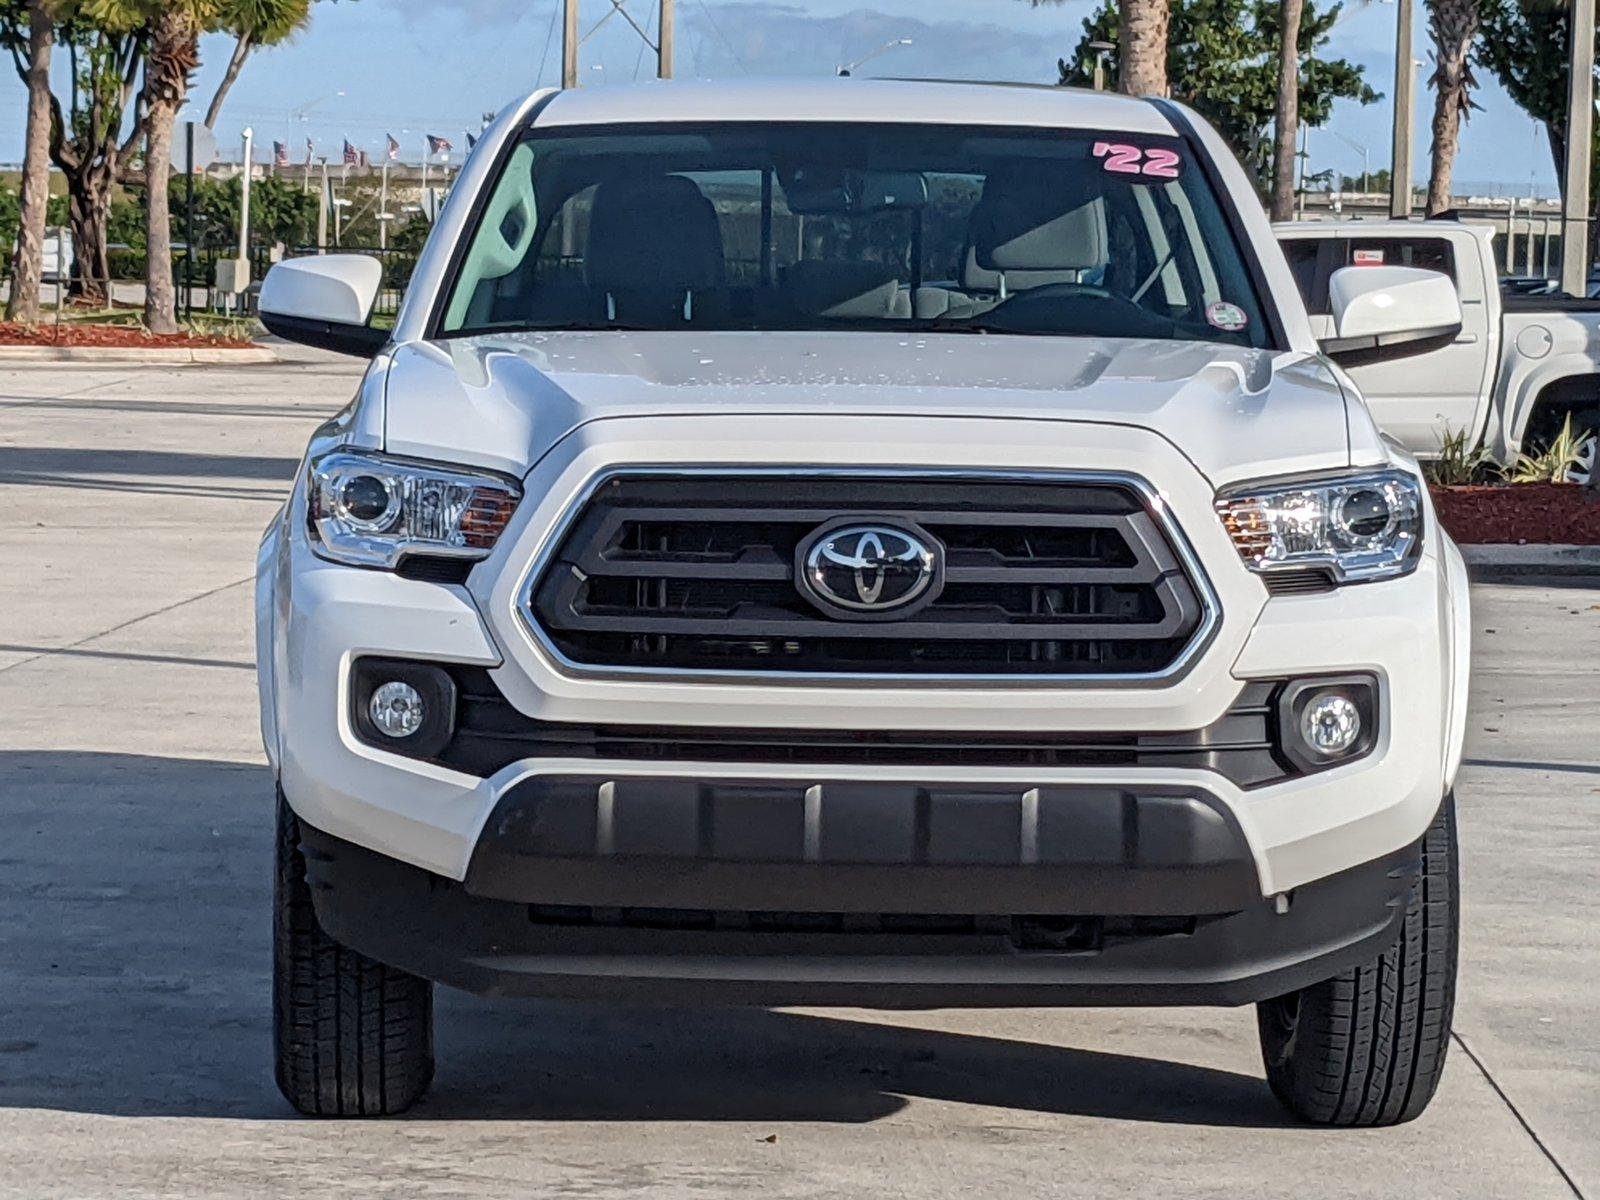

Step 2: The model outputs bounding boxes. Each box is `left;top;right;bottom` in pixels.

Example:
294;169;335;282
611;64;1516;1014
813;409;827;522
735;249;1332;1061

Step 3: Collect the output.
255;79;1471;1125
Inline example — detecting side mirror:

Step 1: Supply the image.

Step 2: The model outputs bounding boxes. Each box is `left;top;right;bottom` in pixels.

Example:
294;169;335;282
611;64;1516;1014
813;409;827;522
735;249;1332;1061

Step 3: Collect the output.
259;255;388;358
1320;266;1462;366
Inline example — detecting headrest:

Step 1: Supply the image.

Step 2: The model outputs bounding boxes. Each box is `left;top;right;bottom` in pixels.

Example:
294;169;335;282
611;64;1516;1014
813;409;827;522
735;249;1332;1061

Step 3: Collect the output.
785;260;902;319
585;175;725;294
970;166;1107;274
960;246;1083;295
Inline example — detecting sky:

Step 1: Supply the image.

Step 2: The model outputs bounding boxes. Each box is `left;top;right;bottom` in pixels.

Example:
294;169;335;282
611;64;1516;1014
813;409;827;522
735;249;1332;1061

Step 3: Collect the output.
0;0;1563;197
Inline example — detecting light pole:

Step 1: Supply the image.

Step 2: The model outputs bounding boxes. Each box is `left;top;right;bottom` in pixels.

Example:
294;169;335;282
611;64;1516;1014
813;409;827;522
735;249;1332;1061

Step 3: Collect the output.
1089;40;1115;91
1389;0;1414;218
1560;4;1595;296
837;38;912;77
238;127;254;261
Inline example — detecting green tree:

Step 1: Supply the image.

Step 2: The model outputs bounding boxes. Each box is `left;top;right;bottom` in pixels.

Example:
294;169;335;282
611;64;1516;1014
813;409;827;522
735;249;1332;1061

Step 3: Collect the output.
0;0;151;306
1048;0;1379;191
4;0;53;321
141;0;314;332
1477;0;1600;191
1425;0;1482;215
1339;167;1392;192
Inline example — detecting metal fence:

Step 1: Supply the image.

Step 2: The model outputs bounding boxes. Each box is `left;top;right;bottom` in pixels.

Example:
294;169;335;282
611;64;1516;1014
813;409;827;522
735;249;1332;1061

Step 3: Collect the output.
178;244;421;321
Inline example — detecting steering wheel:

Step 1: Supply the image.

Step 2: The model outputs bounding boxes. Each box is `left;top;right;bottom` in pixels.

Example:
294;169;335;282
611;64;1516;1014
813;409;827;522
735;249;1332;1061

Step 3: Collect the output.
980;282;1178;338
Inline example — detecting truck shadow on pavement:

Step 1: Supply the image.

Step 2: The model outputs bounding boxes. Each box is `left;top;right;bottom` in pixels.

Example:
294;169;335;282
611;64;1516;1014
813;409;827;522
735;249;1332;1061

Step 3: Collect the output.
0;751;1289;1129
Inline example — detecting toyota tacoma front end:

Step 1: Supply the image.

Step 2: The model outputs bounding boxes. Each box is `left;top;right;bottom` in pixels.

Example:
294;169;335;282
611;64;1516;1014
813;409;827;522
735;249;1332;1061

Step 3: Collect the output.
256;79;1471;1124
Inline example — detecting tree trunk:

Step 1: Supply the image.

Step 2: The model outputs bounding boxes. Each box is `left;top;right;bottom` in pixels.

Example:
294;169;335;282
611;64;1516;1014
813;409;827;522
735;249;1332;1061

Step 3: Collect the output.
1425;0;1481;216
1271;0;1304;222
144;104;179;333
6;2;55;324
1118;0;1170;96
143;11;200;335
66;169;113;309
204;34;252;130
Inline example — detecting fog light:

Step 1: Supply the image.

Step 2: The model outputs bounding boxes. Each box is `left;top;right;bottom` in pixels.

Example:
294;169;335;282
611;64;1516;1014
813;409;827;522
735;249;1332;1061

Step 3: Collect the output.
1299;692;1362;757
369;680;425;739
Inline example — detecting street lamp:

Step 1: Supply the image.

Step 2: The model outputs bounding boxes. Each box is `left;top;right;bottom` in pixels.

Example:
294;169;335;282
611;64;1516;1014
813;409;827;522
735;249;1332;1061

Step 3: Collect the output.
1088;40;1115;91
837;38;912;77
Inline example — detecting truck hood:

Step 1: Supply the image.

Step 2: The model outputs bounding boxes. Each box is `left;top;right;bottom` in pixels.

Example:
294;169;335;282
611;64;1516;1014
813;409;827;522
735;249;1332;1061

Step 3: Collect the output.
382;330;1364;487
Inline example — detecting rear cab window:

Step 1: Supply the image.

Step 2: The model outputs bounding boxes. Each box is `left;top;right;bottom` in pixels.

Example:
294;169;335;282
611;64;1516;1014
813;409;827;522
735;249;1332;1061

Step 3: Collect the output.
1281;234;1458;316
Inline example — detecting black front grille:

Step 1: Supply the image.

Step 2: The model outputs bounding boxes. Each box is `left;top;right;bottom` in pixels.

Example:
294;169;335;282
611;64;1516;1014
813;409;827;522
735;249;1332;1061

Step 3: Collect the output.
429;667;1287;787
528;474;1209;676
524;905;1200;953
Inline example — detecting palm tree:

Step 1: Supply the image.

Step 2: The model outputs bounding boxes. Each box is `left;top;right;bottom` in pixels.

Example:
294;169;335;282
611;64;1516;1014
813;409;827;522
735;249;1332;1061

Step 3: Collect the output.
1019;0;1169;95
1425;0;1480;215
1271;0;1304;221
203;0;311;130
141;3;203;334
5;0;54;324
141;0;312;333
1119;0;1170;95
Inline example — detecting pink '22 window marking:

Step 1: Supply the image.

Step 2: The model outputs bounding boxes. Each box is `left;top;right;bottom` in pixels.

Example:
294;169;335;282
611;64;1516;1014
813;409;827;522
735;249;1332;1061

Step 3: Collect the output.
1092;142;1182;180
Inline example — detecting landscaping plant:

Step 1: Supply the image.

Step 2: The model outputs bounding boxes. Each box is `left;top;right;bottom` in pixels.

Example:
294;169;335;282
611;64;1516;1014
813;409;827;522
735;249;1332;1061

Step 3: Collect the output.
1503;413;1593;483
1426;425;1495;485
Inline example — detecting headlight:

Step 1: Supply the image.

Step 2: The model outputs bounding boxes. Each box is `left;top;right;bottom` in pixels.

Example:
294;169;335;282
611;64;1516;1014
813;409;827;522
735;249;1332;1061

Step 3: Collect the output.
307;450;520;568
1214;468;1423;583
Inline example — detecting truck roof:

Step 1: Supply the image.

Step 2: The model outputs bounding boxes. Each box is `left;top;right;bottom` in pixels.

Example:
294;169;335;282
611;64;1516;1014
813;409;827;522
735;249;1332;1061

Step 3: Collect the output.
1272;219;1496;243
529;77;1178;137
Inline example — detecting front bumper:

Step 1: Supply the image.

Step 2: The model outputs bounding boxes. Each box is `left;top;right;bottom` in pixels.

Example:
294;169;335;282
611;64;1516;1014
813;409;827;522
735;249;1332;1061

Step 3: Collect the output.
262;414;1469;926
300;804;1421;1007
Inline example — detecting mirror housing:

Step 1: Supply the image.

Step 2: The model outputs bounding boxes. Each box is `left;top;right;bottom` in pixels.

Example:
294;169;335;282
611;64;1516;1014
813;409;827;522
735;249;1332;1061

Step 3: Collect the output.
1319;266;1462;366
259;255;388;358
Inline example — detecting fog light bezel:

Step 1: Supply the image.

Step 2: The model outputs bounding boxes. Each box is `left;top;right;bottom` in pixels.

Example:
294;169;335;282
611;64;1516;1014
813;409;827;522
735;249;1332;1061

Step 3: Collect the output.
350;658;458;759
1275;674;1378;775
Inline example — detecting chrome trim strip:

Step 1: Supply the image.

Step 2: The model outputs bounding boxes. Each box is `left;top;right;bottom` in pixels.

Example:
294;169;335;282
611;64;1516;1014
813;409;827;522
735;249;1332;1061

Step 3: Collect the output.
512;466;1222;688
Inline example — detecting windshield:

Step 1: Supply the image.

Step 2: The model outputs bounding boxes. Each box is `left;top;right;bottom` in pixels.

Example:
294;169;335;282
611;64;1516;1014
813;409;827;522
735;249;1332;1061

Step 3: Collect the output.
437;122;1272;348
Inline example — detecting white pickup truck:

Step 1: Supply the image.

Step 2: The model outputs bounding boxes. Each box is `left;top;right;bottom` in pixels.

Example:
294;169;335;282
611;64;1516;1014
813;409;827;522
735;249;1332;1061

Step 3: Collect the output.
254;79;1471;1126
1277;218;1600;476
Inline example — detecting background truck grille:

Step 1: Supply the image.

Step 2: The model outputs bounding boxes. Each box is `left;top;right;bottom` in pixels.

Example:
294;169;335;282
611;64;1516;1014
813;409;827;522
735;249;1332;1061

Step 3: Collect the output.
527;474;1210;677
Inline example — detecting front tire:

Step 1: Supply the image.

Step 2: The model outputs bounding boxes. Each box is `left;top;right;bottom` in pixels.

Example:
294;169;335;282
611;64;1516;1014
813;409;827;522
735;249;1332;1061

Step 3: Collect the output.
273;790;435;1116
1257;795;1459;1126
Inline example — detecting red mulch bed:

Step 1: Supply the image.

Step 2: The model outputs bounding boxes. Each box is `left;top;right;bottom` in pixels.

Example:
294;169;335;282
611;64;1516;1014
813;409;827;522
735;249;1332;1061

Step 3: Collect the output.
1432;483;1600;544
0;321;254;349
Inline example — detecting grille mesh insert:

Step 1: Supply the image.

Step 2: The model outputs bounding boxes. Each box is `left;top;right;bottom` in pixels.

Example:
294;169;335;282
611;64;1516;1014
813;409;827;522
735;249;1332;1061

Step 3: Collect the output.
528;475;1208;676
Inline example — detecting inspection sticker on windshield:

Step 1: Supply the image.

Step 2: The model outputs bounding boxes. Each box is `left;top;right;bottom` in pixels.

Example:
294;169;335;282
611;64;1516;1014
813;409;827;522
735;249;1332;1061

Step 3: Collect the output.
1206;301;1249;332
1092;142;1183;179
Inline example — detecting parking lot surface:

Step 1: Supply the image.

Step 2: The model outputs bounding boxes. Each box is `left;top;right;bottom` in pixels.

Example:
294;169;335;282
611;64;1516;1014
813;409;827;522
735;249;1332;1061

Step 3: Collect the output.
0;353;1594;1199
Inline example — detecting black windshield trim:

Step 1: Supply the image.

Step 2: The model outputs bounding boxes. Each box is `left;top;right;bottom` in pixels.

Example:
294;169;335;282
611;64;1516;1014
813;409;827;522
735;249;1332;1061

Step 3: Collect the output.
1145;98;1289;352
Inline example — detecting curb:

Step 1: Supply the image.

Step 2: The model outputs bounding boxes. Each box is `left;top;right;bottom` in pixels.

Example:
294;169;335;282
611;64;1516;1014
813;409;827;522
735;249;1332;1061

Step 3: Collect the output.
0;345;277;365
1461;543;1600;582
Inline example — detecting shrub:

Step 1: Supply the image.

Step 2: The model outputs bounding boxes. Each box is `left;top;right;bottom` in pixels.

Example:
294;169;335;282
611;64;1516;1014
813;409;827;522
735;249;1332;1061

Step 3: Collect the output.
1503;413;1592;483
1425;426;1494;486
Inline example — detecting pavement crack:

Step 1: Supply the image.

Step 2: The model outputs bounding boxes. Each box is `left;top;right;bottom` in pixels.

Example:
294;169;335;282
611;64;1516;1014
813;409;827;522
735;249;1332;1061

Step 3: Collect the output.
0;576;254;677
1453;1031;1586;1199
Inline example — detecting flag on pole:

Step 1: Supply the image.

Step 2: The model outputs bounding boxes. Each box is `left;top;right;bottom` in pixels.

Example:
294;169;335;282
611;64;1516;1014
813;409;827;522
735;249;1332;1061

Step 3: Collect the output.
342;139;358;165
427;134;453;157
305;137;315;165
386;133;400;161
273;140;289;167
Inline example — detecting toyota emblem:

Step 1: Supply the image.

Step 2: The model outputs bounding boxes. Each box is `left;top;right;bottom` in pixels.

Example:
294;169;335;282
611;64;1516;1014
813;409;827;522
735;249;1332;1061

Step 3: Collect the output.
797;521;942;619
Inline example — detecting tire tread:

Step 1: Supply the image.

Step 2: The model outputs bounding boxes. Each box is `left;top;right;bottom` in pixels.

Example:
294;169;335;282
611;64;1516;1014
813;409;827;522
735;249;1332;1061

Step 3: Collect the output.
273;792;434;1116
1258;796;1459;1126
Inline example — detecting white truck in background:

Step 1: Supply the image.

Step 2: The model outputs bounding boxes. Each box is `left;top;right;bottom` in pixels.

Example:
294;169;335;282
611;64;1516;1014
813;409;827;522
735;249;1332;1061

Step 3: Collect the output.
1276;219;1600;479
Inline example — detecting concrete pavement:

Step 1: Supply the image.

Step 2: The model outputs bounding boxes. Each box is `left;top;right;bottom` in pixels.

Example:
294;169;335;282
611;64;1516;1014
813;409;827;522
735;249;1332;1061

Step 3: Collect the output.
0;355;1594;1199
